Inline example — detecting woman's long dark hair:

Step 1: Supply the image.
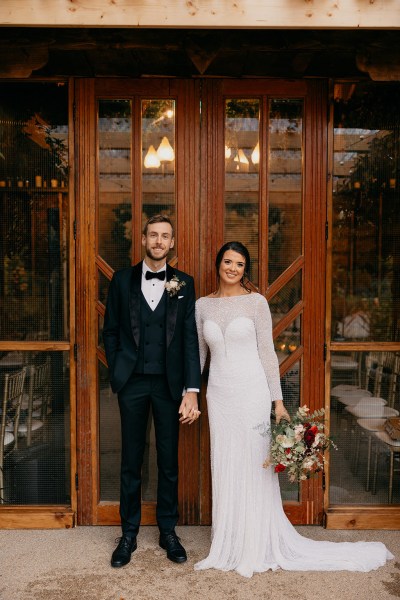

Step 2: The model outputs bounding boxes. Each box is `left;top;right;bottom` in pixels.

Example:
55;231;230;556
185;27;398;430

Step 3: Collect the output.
215;241;252;292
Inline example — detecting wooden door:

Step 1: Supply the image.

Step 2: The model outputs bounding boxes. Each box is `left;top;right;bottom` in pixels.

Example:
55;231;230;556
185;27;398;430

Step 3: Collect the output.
199;80;328;525
75;78;327;526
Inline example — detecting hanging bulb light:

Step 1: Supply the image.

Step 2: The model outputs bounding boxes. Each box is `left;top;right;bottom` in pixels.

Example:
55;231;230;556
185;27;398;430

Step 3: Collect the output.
157;136;175;162
165;109;174;119
251;141;260;165
225;145;231;159
233;151;240;171
144;145;161;169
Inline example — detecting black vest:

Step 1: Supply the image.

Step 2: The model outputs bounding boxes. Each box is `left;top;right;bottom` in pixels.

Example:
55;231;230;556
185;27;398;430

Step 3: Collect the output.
134;292;167;374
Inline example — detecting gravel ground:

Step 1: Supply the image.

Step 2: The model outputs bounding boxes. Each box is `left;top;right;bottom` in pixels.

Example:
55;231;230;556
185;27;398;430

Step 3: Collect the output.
0;526;399;600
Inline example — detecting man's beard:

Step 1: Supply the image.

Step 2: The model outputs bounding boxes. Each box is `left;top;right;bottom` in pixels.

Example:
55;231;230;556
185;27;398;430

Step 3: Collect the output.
145;246;170;262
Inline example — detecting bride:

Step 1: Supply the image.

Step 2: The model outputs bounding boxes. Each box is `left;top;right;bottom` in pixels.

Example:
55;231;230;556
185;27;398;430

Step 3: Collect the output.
194;241;393;578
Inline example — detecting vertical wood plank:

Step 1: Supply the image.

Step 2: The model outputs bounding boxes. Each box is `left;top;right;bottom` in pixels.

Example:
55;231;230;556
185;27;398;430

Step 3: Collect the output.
303;78;328;523
75;78;97;525
173;78;203;524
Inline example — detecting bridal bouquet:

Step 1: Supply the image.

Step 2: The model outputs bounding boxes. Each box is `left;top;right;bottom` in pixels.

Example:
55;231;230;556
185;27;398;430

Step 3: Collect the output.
263;405;337;483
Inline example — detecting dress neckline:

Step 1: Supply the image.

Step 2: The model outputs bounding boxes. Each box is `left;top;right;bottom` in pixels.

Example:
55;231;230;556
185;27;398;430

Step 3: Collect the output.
202;293;255;300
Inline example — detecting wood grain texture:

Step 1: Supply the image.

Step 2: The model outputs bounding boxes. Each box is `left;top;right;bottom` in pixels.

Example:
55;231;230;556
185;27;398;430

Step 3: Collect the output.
0;507;75;529
75;78;97;526
1;1;397;29
326;506;400;530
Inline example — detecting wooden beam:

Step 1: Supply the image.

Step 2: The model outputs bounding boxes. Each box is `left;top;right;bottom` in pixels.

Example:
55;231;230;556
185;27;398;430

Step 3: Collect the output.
0;1;399;29
326;506;400;530
0;506;75;529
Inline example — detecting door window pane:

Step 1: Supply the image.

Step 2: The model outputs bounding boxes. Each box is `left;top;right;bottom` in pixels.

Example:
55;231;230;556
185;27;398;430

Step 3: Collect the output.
98;100;132;272
0;83;69;342
141;100;176;240
224;99;260;285
274;316;302;362
268;99;303;283
98;360;157;502
0;350;70;504
269;271;302;325
330;350;400;504
332;83;400;342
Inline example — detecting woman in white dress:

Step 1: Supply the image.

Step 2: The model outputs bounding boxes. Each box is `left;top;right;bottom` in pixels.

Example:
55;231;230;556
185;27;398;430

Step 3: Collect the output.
194;241;394;578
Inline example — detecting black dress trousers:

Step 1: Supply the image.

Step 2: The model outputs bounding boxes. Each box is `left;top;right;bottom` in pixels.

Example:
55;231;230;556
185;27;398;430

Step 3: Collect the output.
118;372;180;536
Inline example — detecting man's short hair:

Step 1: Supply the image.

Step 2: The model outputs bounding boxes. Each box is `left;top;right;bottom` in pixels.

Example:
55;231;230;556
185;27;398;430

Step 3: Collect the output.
142;214;175;237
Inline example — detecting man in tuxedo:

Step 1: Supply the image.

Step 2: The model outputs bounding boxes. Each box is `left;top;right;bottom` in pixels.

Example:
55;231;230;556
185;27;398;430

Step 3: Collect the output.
103;214;201;568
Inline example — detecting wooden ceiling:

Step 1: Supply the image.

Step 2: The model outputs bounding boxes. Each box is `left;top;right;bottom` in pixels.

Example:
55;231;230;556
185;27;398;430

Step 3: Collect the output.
0;28;399;80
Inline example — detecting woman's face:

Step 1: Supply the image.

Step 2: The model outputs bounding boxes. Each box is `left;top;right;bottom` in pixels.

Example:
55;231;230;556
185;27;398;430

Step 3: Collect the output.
218;249;246;286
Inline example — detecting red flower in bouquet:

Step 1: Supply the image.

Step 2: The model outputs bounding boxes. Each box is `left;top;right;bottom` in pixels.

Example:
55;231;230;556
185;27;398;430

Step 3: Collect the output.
274;463;286;473
304;425;318;447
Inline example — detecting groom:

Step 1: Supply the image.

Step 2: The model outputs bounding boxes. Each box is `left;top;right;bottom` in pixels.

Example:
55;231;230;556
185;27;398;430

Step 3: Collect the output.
103;214;201;568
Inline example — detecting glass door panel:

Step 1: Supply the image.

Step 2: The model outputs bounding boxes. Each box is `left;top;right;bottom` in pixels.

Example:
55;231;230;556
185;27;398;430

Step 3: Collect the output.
98;100;132;272
268;99;303;282
223;91;306;515
329;82;400;514
97;97;177;510
0;82;71;509
224;99;260;284
331;83;400;344
142;100;176;230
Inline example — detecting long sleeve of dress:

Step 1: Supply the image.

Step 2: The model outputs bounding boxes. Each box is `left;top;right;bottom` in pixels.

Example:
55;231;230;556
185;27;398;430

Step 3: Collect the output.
195;301;208;373
254;294;283;402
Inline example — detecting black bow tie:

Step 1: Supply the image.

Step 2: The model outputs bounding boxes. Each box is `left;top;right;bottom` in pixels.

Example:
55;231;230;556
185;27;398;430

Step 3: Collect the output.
145;270;166;281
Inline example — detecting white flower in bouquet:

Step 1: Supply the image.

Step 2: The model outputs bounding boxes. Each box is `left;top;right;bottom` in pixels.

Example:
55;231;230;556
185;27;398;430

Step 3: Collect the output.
275;434;295;448
298;406;310;418
294;424;304;441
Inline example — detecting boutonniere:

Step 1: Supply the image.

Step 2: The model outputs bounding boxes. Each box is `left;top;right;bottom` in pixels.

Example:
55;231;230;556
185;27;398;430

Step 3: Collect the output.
165;274;186;297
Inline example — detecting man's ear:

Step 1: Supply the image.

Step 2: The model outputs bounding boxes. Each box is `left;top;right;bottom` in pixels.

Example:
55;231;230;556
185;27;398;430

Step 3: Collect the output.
170;237;175;249
141;234;146;247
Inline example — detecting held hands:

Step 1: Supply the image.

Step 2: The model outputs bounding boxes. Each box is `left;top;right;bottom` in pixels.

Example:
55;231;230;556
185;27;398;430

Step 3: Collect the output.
179;391;201;425
274;399;291;424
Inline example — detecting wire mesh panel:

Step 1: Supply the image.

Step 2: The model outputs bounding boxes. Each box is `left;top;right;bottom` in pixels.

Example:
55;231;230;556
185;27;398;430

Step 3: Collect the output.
330;350;400;505
0;83;69;342
0;351;70;504
331;83;400;344
0;82;70;506
329;82;400;507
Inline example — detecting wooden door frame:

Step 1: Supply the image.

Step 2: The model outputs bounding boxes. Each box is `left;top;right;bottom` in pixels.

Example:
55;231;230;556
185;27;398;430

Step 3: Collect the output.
75;77;328;526
75;78;204;525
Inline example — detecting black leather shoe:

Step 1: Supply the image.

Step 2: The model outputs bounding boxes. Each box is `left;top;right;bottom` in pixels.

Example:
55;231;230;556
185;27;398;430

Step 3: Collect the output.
111;535;137;568
159;531;187;563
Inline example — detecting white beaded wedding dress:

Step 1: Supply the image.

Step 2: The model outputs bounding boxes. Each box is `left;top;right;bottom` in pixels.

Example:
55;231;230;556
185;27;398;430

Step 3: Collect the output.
194;293;393;578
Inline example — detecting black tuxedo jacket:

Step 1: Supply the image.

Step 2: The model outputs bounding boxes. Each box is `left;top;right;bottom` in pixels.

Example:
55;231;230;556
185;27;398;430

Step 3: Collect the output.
103;261;201;400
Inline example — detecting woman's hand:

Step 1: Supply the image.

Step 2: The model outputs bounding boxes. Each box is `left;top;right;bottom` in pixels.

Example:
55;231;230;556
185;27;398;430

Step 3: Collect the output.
274;399;290;424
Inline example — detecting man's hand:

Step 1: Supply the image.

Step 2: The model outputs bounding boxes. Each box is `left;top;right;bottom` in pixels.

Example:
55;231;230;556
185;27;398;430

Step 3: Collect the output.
179;391;201;425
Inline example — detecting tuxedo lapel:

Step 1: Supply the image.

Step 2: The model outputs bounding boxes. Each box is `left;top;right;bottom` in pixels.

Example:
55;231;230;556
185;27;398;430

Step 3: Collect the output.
166;264;178;348
129;262;142;348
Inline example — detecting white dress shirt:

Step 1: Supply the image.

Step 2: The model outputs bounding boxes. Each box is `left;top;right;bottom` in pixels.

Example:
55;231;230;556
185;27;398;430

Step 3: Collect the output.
141;262;166;310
